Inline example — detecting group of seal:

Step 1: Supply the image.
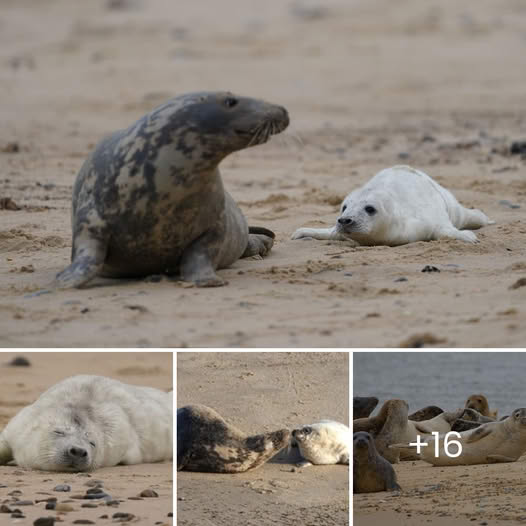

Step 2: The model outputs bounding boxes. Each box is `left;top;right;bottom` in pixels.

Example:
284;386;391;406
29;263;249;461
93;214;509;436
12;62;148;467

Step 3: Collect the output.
352;393;517;493
51;92;494;289
0;375;172;472
177;404;349;473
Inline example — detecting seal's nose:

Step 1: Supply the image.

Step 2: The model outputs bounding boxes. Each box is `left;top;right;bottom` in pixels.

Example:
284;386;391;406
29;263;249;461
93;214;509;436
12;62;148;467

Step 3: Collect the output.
68;446;88;459
338;217;353;226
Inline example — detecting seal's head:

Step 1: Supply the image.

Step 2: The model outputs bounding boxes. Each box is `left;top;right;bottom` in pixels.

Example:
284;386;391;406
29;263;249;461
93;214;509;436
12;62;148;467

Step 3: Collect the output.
335;190;391;245
353;431;376;462
465;394;490;415
30;408;103;472
510;408;526;428
148;91;289;166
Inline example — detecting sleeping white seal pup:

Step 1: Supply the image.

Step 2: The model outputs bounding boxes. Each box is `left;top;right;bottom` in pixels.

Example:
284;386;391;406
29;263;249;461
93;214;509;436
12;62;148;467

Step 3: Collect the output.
0;375;172;472
292;420;350;467
292;165;494;246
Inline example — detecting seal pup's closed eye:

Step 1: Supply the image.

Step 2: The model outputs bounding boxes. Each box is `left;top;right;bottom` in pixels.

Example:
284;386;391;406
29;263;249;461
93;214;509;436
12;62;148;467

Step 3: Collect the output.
292;165;494;246
0;375;172;472
291;420;350;467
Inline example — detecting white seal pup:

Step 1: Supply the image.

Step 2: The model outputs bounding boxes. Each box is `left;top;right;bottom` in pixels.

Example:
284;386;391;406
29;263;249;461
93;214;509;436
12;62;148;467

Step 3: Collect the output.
392;408;526;466
54;91;289;289
291;420;349;467
177;404;291;473
292;165;494;246
0;375;172;472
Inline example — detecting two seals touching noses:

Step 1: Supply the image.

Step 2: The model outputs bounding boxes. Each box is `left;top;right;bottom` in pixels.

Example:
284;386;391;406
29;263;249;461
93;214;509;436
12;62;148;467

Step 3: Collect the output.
0;375;172;472
54;92;289;289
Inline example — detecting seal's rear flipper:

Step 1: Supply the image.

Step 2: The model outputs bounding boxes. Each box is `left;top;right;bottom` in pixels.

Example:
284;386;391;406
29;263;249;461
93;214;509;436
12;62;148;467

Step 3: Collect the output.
487;454;516;463
0;434;13;465
243;229;274;258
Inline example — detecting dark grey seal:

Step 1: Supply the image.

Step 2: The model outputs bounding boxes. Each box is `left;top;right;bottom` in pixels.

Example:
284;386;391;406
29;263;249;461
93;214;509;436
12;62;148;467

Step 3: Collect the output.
353;396;379;419
55;91;289;288
353;431;401;493
177;404;290;473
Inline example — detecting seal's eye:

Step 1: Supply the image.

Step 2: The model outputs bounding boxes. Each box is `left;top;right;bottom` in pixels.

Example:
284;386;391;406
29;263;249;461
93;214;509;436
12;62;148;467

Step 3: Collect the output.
89;441;96;448
303;427;312;435
364;205;376;215
342;204;347;212
223;97;238;108
54;430;65;437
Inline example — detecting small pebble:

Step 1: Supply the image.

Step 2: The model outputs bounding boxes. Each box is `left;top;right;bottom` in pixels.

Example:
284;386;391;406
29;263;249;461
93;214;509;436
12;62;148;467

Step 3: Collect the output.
84;480;104;487
81;503;99;509
73;521;95;525
105;500;120;506
0;504;12;513
55;503;74;512
8;356;31;366
11;512;25;518
499;199;520;209
15;500;33;506
112;512;135;522
33;518;55;526
84;492;110;500
127;497;143;500
45;502;56;510
394;277;408;282
139;489;158;498
53;484;71;492
422;265;440;273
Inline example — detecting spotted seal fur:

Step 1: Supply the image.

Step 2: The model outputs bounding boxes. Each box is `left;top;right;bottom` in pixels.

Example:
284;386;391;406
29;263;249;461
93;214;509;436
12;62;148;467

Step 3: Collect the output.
55;91;289;288
177;404;290;473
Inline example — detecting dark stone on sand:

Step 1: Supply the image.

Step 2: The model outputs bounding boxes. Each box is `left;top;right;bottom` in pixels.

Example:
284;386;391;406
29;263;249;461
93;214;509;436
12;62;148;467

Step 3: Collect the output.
8;356;31;366
33;518;55;526
139;489;158;498
53;484;71;492
112;512;135;521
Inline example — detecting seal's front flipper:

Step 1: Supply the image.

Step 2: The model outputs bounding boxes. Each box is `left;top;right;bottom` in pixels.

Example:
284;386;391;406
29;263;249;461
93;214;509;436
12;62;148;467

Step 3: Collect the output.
53;235;108;289
291;226;347;241
0;434;13;465
180;237;225;287
466;425;493;443
487;454;516;463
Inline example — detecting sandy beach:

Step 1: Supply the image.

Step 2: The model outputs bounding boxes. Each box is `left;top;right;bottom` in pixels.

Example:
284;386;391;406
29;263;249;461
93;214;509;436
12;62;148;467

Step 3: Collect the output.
0;351;173;525
177;351;349;525
0;0;525;347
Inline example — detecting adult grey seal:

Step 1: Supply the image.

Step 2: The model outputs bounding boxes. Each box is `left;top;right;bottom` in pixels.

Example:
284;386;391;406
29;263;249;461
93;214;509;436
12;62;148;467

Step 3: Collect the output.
0;375;172;472
291;420;349;467
177;404;290;473
54;91;289;288
394;408;526;466
292;165;494;246
353;432;400;493
354;396;379;419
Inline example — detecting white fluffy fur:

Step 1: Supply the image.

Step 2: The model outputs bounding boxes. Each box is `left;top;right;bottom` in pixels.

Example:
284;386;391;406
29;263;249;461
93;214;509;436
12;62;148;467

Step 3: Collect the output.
292;165;494;246
293;420;349;467
0;375;172;471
